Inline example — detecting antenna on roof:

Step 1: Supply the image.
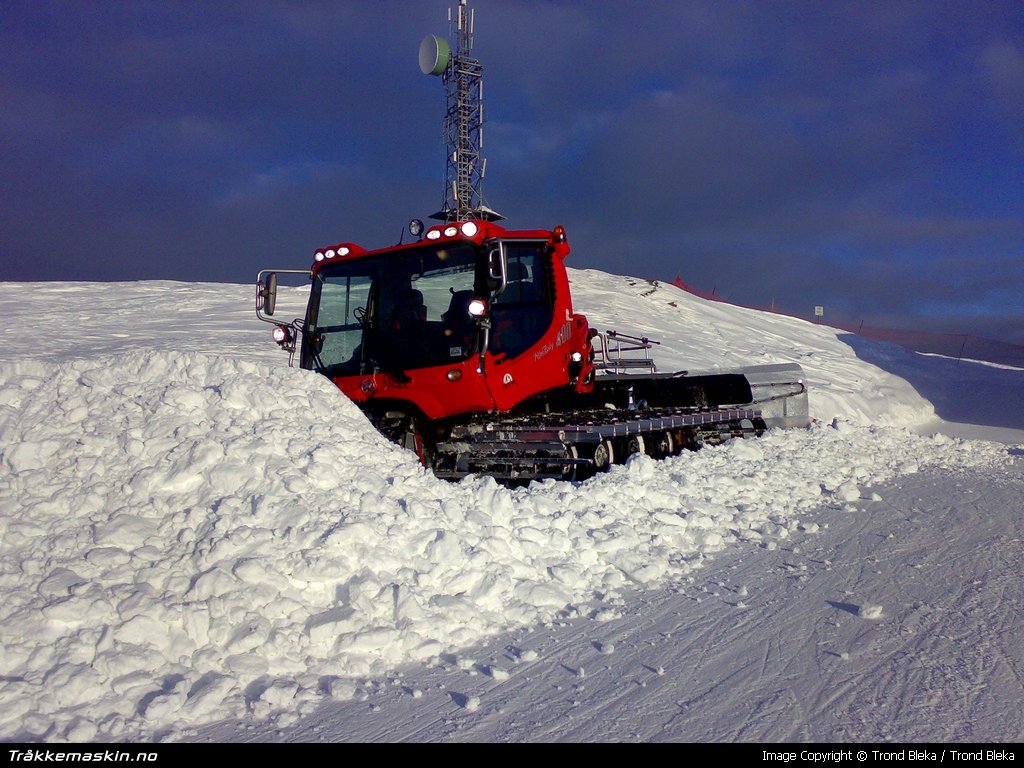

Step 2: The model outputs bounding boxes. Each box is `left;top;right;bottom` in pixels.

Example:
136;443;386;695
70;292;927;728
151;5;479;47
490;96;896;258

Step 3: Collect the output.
419;0;502;222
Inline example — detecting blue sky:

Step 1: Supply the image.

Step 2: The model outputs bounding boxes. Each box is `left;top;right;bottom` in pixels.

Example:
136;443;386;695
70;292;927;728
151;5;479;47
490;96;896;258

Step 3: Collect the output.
2;1;1022;343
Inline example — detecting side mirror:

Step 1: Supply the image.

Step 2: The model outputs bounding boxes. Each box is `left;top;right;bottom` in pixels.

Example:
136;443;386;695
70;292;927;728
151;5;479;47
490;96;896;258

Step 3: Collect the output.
485;241;507;297
258;272;278;316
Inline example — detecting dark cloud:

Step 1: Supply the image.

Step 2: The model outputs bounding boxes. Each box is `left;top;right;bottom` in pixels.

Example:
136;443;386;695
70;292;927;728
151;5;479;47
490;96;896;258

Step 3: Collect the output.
1;0;1022;344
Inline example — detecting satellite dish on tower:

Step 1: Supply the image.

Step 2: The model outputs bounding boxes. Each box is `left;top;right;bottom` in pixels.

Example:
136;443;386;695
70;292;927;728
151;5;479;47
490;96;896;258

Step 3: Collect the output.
419;34;450;76
418;1;502;221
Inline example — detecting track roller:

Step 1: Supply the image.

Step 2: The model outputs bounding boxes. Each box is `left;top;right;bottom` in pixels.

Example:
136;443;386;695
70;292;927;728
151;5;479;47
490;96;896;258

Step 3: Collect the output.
626;434;646;457
593;439;614;471
654;430;676;457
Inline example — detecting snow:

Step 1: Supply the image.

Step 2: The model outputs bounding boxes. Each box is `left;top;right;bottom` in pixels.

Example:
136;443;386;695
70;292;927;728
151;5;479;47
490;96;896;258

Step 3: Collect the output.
0;273;1020;743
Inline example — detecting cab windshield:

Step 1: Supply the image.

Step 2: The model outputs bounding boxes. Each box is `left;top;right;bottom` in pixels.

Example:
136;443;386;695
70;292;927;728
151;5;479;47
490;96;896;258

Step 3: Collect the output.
303;242;482;376
302;239;553;377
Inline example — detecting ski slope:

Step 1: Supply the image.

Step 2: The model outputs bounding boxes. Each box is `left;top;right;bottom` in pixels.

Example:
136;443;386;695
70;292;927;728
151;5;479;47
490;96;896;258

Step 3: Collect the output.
0;272;1020;743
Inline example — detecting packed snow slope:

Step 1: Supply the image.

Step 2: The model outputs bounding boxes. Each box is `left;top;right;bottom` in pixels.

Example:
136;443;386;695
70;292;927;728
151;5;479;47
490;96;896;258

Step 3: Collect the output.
204;465;1024;744
0;273;1020;743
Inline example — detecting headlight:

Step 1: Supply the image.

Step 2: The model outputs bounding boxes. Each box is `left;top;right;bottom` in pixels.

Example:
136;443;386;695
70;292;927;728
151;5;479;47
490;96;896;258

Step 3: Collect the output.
468;298;487;317
460;221;479;237
444;225;458;237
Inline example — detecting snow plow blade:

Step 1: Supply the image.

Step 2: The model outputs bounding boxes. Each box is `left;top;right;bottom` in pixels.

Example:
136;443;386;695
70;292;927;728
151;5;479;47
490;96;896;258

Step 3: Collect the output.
691;362;810;430
581;361;809;430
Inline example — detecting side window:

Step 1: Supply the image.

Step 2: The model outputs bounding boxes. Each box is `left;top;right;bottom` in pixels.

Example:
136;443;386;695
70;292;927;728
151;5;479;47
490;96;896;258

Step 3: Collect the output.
315;275;372;372
490;244;551;359
499;249;543;304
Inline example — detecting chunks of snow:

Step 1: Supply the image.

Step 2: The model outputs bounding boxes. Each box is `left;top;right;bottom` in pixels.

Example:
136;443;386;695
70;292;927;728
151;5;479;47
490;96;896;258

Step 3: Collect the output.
834;481;862;502
483;665;510;681
0;346;1004;741
0;278;1016;742
858;604;885;620
453;694;481;712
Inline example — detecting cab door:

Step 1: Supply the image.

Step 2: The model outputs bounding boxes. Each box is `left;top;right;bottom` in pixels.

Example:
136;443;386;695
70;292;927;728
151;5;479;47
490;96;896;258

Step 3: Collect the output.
483;241;565;411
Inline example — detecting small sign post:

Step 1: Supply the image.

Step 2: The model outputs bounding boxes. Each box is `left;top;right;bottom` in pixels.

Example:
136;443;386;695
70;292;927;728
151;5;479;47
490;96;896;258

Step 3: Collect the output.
814;306;824;324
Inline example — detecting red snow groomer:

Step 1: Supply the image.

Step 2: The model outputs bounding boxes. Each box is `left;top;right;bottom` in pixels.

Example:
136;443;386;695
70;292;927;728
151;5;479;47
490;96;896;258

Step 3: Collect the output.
256;219;809;481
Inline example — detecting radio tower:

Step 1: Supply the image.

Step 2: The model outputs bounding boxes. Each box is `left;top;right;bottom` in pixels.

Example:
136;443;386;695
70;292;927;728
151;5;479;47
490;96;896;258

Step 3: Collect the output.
419;0;502;222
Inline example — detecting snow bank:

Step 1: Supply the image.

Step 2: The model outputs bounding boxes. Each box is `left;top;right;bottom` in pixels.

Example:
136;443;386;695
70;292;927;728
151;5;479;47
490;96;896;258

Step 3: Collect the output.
570;270;938;427
0;276;938;428
0;351;1009;741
